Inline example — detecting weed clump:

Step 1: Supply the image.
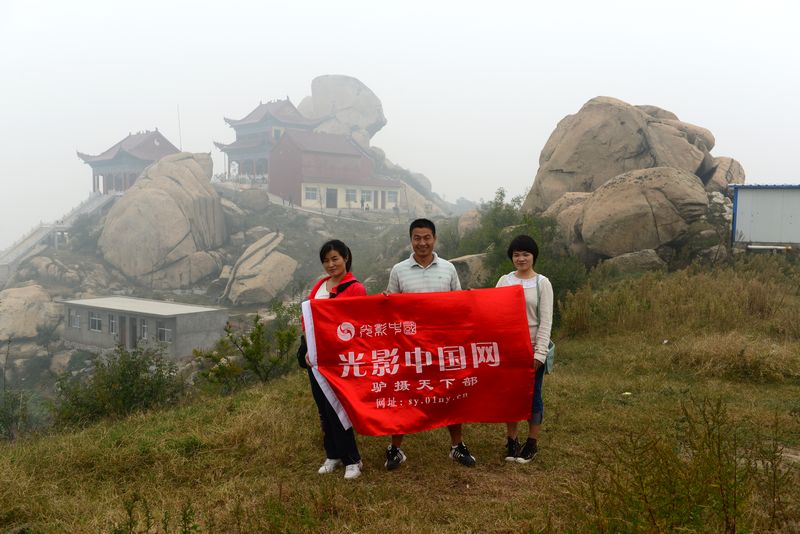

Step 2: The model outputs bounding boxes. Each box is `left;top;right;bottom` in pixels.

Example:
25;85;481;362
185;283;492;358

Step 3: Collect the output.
582;398;800;533
54;346;183;426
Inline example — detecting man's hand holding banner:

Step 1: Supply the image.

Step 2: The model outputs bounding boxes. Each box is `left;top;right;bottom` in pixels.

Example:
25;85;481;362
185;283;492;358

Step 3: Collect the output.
301;286;535;436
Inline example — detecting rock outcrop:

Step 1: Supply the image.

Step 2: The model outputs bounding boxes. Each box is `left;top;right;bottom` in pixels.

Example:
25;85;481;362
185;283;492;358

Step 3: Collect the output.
602;249;667;274
704;156;745;194
222;232;298;305
457;209;481;238
523;97;721;212
98;153;226;289
0;284;60;339
451;253;490;289
298;74;387;149
15;256;123;296
23;256;81;286
579;167;709;258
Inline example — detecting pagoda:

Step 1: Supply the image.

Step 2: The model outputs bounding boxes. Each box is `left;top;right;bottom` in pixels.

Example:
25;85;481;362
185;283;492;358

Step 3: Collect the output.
214;98;320;178
77;130;179;194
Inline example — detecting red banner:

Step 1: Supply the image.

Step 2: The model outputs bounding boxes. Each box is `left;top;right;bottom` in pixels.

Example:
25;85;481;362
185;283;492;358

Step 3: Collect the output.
302;286;534;436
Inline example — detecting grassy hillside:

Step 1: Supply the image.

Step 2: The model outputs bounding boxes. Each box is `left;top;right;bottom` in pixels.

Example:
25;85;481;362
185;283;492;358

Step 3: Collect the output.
1;257;799;532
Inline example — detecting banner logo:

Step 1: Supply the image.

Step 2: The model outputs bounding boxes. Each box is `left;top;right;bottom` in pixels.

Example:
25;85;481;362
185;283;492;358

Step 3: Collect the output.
337;322;356;341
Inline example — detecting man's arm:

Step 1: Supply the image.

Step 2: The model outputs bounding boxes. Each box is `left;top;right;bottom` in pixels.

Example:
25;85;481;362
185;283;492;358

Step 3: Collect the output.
451;263;462;291
387;265;400;294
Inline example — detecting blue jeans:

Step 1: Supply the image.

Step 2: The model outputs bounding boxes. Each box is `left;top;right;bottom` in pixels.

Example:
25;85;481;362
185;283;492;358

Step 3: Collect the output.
532;363;545;425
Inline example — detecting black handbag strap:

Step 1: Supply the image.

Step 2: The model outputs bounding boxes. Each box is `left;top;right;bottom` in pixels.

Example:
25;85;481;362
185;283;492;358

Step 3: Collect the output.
329;279;357;299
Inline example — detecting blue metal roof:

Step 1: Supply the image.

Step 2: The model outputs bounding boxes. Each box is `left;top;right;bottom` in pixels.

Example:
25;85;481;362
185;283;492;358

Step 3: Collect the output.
729;184;800;190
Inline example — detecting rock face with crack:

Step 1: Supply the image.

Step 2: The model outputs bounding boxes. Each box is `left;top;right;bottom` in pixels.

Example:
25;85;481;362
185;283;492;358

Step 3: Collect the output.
98;153;226;289
579;167;709;258
221;232;297;305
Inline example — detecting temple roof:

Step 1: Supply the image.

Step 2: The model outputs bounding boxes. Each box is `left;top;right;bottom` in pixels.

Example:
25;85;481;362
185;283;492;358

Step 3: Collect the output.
224;98;321;128
281;130;366;157
214;136;274;153
77;130;179;165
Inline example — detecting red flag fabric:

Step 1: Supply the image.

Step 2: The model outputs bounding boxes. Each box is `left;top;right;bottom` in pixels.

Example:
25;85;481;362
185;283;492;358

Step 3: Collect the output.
301;286;534;436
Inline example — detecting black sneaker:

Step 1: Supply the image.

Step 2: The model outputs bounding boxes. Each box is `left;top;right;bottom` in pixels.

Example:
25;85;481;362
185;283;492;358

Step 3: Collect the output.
449;442;476;467
517;438;538;463
505;437;520;462
385;445;406;471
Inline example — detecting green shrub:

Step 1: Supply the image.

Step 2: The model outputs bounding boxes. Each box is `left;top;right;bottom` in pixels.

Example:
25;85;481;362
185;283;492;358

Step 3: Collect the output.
54;346;184;425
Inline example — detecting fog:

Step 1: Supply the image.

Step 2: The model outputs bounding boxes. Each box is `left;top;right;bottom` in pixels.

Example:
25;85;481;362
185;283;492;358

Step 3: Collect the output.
1;0;798;250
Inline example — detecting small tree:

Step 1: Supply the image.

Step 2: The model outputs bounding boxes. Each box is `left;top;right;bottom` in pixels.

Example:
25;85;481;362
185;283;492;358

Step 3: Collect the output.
194;304;300;392
35;322;59;359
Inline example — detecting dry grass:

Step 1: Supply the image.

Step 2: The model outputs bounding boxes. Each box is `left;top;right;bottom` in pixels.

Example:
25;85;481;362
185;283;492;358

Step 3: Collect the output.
665;331;800;383
2;258;800;532
561;255;800;341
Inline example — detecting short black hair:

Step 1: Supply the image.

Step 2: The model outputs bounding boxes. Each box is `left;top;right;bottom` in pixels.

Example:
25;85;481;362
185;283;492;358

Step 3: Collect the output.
319;239;353;272
507;235;539;265
409;218;436;238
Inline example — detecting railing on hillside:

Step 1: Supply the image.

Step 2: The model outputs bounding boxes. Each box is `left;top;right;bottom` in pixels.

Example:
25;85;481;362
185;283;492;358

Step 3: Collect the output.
0;192;120;272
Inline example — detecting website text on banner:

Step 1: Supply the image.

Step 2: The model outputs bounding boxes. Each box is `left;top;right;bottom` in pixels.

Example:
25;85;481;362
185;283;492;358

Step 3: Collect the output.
301;285;535;436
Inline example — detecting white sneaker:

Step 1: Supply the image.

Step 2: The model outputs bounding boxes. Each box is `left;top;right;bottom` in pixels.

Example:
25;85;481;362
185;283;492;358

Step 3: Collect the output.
344;461;363;480
318;458;343;474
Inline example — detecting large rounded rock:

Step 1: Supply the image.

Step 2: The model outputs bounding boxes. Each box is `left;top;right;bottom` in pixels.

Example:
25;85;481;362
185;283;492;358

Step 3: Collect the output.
98;153;226;289
0;284;60;339
523;97;714;212
704;157;745;195
298;75;387;148
579;167;709;257
222;233;298;305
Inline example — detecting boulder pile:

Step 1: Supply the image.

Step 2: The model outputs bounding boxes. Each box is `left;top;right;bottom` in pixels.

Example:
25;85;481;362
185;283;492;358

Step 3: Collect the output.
526;97;743;265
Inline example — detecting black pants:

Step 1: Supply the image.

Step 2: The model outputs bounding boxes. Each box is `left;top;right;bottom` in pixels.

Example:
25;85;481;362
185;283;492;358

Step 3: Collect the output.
307;368;361;466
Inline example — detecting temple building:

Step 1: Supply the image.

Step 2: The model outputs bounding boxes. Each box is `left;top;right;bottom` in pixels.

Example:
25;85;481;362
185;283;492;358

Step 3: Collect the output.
77;130;180;194
214;98;320;179
269;130;403;211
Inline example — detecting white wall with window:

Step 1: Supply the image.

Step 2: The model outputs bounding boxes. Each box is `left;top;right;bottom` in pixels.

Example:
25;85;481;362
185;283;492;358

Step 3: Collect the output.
109;314;117;335
140;318;148;340
301;182;402;211
69;309;80;329
156;320;173;343
89;311;102;332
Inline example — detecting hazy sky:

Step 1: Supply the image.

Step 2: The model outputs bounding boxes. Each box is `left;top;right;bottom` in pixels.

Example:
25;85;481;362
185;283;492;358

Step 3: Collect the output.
1;0;798;250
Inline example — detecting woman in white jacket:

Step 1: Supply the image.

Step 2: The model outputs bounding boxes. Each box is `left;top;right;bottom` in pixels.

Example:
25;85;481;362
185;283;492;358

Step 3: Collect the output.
495;235;553;463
